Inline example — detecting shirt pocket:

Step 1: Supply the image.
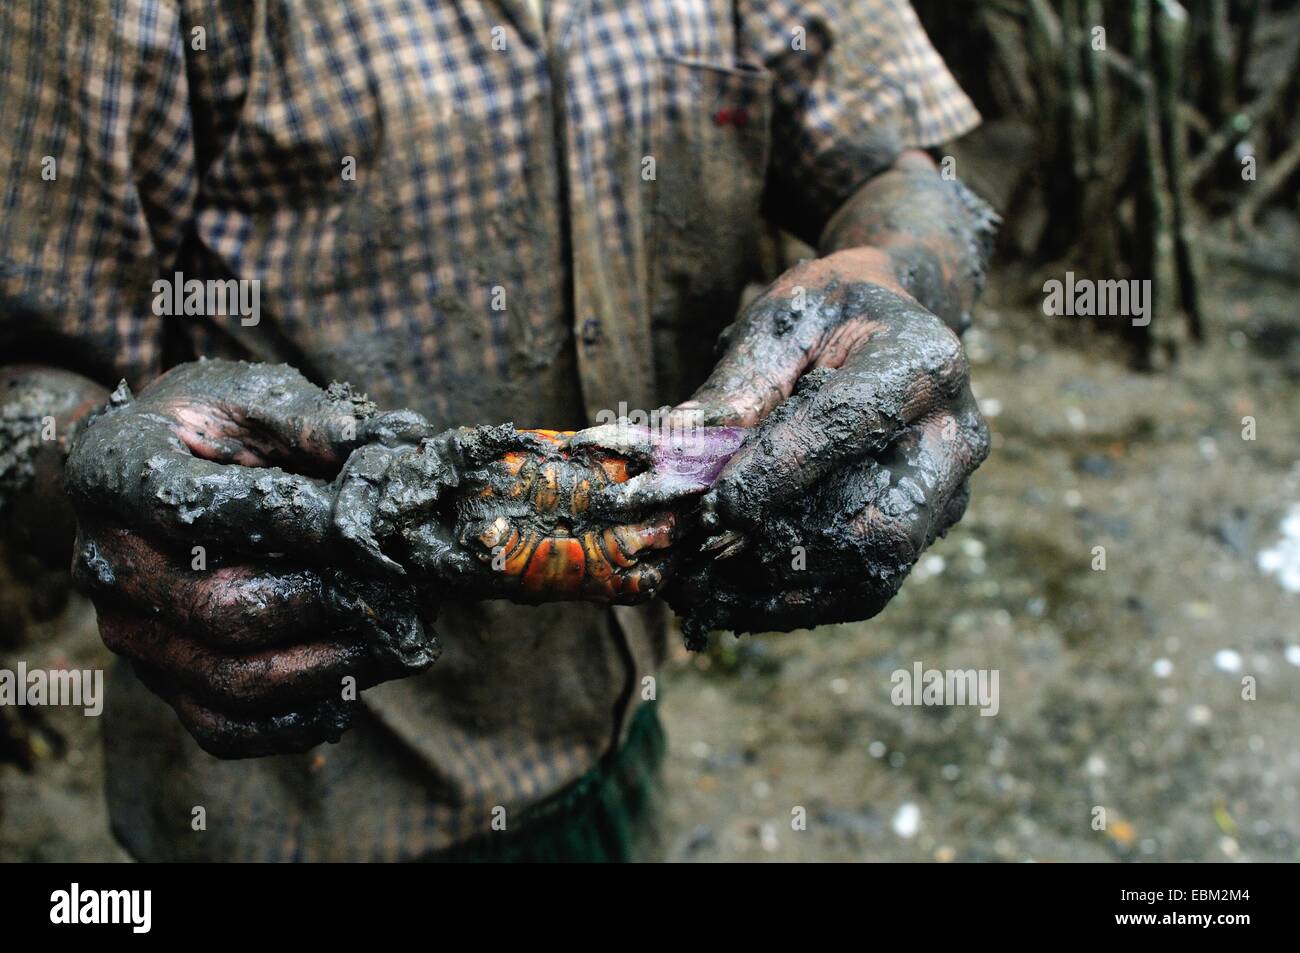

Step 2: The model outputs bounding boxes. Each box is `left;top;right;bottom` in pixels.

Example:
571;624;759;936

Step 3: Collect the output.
648;56;773;399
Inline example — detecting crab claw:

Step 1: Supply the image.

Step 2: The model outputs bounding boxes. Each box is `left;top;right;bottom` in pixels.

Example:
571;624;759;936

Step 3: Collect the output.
566;423;658;465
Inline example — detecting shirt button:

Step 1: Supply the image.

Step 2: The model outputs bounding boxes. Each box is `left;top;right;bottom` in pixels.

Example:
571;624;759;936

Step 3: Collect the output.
581;317;601;345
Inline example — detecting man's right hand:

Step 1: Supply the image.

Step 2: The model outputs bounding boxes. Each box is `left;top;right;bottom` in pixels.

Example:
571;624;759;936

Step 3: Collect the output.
65;361;441;759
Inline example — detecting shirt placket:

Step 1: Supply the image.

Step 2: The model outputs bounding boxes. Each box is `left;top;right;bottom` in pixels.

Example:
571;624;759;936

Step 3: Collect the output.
546;1;658;423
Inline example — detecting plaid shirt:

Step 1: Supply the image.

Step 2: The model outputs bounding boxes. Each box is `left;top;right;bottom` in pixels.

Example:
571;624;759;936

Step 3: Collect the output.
2;0;977;860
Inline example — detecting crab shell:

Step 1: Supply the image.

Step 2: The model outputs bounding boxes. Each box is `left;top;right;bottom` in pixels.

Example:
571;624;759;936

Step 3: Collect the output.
455;429;672;600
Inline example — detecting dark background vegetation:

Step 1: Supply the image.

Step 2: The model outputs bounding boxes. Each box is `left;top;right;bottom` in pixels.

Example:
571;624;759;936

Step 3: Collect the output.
916;0;1299;361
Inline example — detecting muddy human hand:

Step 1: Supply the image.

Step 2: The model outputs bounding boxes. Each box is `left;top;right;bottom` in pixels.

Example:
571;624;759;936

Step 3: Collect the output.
0;366;109;568
661;251;990;643
65;360;441;759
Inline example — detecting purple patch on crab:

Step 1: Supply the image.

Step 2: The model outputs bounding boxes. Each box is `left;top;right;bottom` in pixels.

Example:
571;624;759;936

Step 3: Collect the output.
646;425;748;489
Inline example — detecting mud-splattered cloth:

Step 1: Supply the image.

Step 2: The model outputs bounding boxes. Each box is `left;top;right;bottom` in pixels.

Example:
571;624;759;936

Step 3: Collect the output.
2;0;977;859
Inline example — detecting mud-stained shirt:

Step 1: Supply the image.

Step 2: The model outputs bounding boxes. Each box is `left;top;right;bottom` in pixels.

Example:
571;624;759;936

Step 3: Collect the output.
0;0;978;859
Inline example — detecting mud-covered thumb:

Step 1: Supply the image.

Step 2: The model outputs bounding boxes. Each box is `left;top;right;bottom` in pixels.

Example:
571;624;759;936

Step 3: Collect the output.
320;569;441;675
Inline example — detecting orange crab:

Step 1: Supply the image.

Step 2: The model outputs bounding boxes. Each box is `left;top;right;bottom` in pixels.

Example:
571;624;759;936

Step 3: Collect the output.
448;423;749;603
454;429;678;602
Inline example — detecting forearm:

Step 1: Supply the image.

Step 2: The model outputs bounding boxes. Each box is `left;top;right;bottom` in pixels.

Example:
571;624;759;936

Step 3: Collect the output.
818;151;1000;333
0;366;108;567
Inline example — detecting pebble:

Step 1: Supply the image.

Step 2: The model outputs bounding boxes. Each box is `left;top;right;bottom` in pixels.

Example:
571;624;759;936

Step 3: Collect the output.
1189;704;1213;726
1285;645;1300;668
989;744;1008;769
1258;501;1300;590
1214;649;1243;673
1152;658;1173;678
892;802;921;839
868;741;887;759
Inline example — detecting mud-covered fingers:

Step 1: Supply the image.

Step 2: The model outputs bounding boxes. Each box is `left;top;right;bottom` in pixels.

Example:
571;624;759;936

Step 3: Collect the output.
330;442;413;575
132;664;355;759
73;361;435;563
840;406;986;570
671;574;897;637
66;398;336;555
671;269;851;428
673;314;816;427
332;427;515;577
671;409;985;636
96;607;380;715
355;409;439;448
144;361;401;468
169;693;354;759
674;261;873;427
709;301;970;526
673;254;907;428
763;579;899;632
72;525;334;651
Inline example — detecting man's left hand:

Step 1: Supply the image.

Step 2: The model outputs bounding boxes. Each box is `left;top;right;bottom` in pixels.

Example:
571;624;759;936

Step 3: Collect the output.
665;247;989;637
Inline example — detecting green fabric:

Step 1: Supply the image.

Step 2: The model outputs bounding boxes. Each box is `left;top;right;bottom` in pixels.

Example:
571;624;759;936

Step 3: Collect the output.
427;701;665;863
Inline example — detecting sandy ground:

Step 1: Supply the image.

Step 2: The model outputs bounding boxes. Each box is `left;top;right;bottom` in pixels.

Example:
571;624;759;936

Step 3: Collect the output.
655;261;1300;862
2;259;1297;863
